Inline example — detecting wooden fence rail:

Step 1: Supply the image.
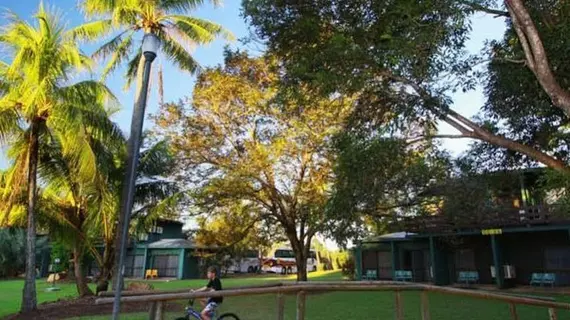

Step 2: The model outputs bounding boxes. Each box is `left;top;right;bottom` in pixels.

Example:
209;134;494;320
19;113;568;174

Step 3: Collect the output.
95;281;570;320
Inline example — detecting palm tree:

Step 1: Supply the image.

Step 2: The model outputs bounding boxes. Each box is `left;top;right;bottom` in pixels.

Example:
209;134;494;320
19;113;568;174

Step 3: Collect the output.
78;0;233;90
0;4;119;311
77;0;231;287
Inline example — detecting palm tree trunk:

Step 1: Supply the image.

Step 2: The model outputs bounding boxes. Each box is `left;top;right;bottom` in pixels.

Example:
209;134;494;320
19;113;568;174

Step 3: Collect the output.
73;246;94;297
21;120;40;313
96;241;113;294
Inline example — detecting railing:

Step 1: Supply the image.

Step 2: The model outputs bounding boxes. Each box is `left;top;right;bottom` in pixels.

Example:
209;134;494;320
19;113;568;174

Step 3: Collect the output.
401;205;569;233
96;281;570;320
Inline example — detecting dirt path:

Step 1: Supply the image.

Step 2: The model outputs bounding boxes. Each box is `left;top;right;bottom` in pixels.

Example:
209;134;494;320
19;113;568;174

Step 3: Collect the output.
3;297;184;320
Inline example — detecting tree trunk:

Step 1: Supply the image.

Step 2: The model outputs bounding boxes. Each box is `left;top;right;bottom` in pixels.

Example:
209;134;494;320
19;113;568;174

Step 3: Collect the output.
95;242;113;294
296;249;308;281
290;235;309;282
73;246;94;297
506;0;570;117
21;120;40;313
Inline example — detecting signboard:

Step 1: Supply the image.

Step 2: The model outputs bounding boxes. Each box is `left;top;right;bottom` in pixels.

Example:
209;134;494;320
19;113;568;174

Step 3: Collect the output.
481;229;502;235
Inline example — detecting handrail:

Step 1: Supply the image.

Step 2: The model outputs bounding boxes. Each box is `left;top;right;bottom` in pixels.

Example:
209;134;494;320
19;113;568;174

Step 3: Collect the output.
96;281;570;320
95;283;419;304
97;282;283;297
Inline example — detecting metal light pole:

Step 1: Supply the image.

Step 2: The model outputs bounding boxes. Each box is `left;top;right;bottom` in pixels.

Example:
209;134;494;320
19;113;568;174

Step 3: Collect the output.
112;33;159;320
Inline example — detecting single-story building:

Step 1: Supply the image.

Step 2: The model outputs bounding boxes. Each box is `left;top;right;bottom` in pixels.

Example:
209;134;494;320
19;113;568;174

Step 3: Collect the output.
355;170;570;288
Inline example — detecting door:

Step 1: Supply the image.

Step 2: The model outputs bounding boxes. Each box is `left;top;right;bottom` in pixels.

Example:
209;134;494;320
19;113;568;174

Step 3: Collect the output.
154;255;179;277
410;250;425;282
377;251;392;279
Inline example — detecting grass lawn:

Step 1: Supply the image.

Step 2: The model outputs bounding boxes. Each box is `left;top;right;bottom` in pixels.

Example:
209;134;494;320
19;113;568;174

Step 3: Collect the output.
2;271;570;320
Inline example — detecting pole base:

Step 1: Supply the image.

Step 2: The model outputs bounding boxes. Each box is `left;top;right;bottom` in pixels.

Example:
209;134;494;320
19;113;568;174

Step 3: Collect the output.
45;287;61;292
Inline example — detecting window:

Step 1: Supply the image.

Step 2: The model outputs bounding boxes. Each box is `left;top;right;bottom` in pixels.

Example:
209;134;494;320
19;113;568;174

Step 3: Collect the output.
545;247;570;270
151;226;163;234
455;249;475;270
244;250;258;258
274;249;295;258
138;233;149;241
309;251;317;259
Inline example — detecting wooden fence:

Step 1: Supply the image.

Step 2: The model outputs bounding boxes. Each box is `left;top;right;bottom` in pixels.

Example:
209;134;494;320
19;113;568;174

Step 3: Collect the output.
95;281;570;320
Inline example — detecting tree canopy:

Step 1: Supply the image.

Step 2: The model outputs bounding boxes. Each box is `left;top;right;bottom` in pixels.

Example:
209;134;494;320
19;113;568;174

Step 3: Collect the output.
153;50;353;280
243;0;570;172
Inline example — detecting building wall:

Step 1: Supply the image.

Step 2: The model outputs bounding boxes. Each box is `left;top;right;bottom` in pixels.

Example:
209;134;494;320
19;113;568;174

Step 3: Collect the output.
445;230;570;285
502;230;570;285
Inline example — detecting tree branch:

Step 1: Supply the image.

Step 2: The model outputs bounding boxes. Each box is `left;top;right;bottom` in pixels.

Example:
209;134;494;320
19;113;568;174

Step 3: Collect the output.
464;2;509;17
406;134;474;145
506;0;570;116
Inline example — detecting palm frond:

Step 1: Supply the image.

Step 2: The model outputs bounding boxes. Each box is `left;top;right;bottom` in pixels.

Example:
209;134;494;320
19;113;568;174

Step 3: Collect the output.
100;31;135;79
138;139;176;177
124;49;142;90
160;0;222;13
80;0;118;17
158;35;199;74
166;15;234;44
56;80;119;110
67;19;113;42
92;29;131;60
0;108;20;144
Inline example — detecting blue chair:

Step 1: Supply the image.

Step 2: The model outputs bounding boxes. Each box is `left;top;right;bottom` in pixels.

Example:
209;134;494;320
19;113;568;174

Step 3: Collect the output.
394;270;413;282
530;273;544;286
458;271;479;284
543;273;556;287
530;273;556;287
362;269;378;280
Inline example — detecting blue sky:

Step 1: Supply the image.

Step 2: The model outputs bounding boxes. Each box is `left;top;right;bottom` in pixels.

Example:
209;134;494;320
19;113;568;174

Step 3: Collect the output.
0;0;248;135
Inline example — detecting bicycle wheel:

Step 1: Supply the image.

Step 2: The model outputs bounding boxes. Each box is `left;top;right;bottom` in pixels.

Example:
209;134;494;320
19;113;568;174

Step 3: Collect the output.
217;312;240;320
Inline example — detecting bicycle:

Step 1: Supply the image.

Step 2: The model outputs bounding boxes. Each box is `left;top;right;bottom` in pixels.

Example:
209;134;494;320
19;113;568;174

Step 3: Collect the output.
174;299;240;320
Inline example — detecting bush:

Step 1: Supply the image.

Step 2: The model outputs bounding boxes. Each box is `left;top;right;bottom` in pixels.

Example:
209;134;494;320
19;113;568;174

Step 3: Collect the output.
340;255;355;280
0;228;26;278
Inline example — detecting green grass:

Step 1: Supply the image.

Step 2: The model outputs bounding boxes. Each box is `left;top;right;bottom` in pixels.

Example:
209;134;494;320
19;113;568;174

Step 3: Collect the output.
2;271;570;320
0;279;97;317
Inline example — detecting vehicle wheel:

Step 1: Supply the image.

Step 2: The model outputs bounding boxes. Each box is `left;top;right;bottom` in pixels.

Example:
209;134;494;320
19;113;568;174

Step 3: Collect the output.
312;266;317;272
287;267;293;274
217;313;240;320
280;265;286;275
247;266;254;273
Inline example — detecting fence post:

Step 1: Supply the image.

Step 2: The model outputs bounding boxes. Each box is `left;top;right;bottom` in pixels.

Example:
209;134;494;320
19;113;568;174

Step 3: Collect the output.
296;291;306;320
395;290;404;320
155;301;164;320
421;291;430;320
508;303;518;320
548;308;558;320
148;301;157;320
277;292;285;320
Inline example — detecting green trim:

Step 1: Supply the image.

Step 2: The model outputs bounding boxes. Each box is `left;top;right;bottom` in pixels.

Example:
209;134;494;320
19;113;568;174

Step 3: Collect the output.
177;249;185;280
148;249;180;255
363;224;570;244
355;245;363;281
429;236;436;284
141;247;148;278
491;235;504;288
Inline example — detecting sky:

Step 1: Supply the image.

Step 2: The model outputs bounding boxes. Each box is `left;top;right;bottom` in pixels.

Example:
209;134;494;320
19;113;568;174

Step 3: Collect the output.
0;1;507;249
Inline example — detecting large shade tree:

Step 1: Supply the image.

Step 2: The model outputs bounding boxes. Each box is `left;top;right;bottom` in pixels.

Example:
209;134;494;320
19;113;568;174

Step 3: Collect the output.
0;4;118;311
153;51;353;280
243;0;570;172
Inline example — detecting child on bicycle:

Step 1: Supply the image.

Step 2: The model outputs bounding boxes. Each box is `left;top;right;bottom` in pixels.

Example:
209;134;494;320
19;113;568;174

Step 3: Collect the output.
192;266;223;320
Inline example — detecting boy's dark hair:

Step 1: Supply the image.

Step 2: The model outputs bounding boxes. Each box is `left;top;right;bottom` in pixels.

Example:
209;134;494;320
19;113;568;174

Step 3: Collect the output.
207;266;218;274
